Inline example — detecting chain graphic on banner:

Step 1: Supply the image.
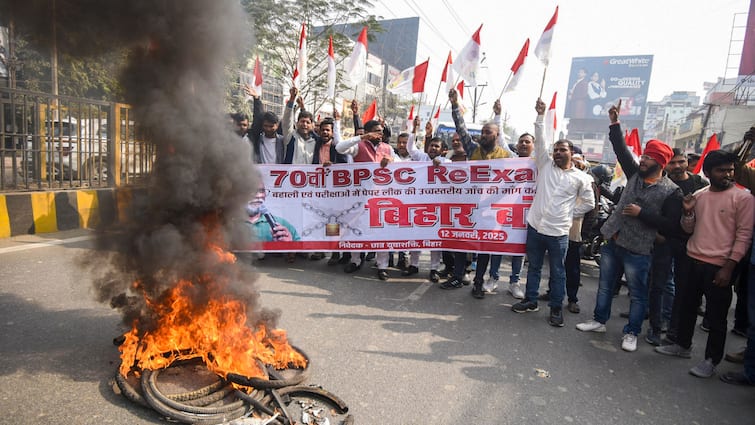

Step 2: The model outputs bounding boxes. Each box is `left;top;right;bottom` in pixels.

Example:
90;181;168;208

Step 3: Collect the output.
301;202;364;237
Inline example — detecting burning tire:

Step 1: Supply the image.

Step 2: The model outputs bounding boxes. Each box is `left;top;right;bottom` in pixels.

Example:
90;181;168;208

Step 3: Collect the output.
275;385;354;425
227;345;311;389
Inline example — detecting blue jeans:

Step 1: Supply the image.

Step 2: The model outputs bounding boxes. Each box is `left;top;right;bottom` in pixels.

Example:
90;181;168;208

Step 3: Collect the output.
489;255;502;280
593;239;652;335
524;225;568;308
489;255;523;283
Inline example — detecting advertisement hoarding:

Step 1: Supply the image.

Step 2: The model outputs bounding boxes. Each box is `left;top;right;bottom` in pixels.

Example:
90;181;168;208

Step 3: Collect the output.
565;55;653;121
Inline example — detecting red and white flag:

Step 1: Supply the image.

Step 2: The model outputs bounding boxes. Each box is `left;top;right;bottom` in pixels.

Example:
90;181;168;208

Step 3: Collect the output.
534;6;558;67
545;92;557;143
453;24;482;86
457;81;465;100
626;128;642;158
431;106;441;132
293;22;307;88
694;133;720;174
361;99;377;123
612;128;642;190
327;36;336;99
503;38;529;94
253;56;263;94
405;105;415;131
345;27;368;85
386;59;429;95
441;51;455;94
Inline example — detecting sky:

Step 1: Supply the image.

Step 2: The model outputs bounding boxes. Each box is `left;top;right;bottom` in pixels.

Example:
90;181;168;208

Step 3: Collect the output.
367;0;752;135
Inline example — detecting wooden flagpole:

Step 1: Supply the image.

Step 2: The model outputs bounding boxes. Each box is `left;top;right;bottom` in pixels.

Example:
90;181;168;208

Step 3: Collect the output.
538;67;548;99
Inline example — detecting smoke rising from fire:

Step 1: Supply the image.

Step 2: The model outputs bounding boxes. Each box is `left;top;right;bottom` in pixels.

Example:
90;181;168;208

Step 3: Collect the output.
4;1;279;331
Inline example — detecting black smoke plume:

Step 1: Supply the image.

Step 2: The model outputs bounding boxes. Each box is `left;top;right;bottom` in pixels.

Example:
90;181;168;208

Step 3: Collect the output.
2;0;277;332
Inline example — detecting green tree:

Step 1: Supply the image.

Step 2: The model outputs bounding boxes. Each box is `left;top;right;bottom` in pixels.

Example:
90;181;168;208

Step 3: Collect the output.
232;0;383;114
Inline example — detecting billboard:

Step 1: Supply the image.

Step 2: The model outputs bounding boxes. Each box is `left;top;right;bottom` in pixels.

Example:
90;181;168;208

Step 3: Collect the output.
565;55;653;120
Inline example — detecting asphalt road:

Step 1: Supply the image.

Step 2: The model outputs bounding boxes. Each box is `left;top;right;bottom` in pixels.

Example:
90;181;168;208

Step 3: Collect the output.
1;229;753;424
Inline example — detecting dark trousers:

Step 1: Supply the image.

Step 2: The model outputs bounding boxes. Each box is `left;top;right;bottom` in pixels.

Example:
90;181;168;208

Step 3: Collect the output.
565;240;582;303
473;254;492;284
734;251;751;332
648;240;674;333
675;256;734;365
666;240;690;341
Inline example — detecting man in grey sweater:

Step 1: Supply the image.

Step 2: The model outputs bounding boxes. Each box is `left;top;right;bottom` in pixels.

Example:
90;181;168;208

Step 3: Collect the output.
576;103;683;352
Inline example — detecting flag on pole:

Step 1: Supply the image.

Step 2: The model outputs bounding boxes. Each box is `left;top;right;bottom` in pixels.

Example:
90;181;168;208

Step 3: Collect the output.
457;81;465;100
693;133;720;174
345;27;368;85
386;59;430;95
361;99;377;123
293;22;307;88
431;106;441;133
441;51;455;93
453;24;482;86
611;128;642;190
253;56;263;95
405;105;415;131
503;39;529;94
534;6;558;67
327;36;336;99
626;128;642;158
545;92;557;143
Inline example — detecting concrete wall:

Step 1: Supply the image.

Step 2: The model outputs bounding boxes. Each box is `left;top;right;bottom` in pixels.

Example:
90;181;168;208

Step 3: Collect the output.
0;188;136;238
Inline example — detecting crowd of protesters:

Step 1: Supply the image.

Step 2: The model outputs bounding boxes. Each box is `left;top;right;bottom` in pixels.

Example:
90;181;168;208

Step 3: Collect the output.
231;83;755;387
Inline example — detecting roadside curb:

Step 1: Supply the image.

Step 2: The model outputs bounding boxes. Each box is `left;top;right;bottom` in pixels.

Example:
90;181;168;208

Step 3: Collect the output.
0;187;137;238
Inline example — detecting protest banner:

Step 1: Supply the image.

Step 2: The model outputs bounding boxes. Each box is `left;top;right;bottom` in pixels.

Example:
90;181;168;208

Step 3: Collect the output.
237;159;537;255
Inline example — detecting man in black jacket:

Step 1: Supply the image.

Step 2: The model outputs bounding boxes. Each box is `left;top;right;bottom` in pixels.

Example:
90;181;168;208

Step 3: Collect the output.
576;103;683;353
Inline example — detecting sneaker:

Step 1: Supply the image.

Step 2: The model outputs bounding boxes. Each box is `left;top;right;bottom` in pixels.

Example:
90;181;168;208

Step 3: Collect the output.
327;253;340;266
644;329;662;346
699;322;710;332
344;262;360;273
724;349;745;364
309;252;325;261
654;343;692;358
401;265;419;276
508;283;525;299
337;254;351;264
621;333;638;352
471;282;485;299
720;371;755;386
549;307;564;327
440;277;463;290
438;267;453;278
482;277;499;294
537;292;550;301
732;328;747;338
377;269;389;281
576;320;606;333
461;274;472;286
511;300;539;313
567;301;581;314
428;270;440;283
689;358;716;378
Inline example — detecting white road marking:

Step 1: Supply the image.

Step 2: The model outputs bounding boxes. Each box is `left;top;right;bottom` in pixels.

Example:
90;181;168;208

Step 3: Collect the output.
0;235;94;254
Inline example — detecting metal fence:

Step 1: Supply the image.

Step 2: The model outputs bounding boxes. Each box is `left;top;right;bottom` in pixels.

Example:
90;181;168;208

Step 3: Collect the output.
0;88;154;192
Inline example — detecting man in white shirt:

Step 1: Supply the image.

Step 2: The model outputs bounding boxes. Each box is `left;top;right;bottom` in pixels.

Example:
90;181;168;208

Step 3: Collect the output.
511;99;595;328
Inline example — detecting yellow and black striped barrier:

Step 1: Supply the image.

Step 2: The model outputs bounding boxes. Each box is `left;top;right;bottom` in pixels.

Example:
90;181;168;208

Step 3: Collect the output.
0;188;138;238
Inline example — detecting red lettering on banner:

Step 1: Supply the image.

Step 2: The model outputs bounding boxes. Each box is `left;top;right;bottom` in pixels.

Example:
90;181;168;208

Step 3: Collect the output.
270;170;287;187
470;165;490;182
373;167;391;185
490;203;531;228
354;168;371;185
365;197;477;228
394;168;416;184
333;169;350;187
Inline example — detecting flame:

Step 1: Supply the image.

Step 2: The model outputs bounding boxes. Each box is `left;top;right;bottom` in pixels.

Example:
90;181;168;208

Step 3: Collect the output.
118;220;306;378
